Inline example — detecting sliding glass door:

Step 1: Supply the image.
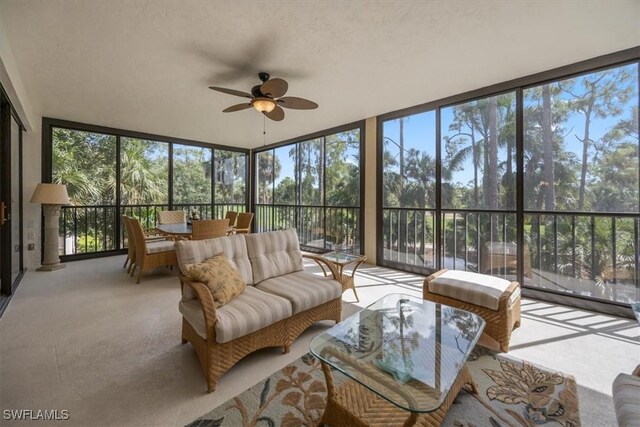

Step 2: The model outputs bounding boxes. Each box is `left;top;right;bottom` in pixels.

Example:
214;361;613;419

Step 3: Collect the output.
0;98;23;300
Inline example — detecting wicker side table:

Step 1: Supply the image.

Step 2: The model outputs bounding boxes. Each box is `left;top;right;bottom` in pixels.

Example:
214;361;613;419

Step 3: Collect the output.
304;252;366;302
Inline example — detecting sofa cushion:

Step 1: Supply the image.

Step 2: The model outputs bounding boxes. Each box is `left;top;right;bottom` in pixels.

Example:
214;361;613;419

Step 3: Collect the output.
256;270;341;314
613;371;640;427
179;287;292;343
187;255;246;308
175;234;253;285
245;229;303;284
429;270;513;311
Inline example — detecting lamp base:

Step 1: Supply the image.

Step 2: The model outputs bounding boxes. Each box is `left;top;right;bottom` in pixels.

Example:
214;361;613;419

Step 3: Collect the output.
36;263;66;272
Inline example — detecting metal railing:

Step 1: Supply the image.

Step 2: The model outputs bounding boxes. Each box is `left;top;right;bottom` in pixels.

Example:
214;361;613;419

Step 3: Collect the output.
254;204;361;253
59;203;247;256
382;207;640;303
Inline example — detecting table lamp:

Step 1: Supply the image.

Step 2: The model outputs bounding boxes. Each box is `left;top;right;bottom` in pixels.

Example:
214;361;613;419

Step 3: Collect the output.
30;183;70;271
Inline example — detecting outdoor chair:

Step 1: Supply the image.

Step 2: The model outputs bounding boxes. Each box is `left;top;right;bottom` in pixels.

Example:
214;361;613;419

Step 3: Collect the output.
225;211;238;227
129;217;177;283
158;210;186;224
191;219;229;240
122;215;165;273
234;212;254;234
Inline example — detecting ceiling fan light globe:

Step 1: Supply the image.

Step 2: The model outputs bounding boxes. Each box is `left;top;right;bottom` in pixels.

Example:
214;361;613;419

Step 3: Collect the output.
252;98;276;113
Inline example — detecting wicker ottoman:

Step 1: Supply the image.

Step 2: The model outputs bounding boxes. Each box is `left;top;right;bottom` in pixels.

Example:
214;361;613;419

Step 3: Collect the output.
423;269;521;352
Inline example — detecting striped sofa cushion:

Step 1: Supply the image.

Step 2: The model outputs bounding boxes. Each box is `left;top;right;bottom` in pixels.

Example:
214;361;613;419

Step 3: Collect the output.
178;287;292;343
429;270;512;311
613;370;640;427
175;234;253;285
256;271;341;314
245;229;304;284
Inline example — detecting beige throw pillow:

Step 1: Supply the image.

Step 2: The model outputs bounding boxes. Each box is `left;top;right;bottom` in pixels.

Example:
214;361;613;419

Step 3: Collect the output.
188;254;246;308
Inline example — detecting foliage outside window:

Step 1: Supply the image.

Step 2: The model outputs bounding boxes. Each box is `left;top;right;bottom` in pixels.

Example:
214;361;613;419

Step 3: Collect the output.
381;61;640;306
255;128;361;252
51;125;248;256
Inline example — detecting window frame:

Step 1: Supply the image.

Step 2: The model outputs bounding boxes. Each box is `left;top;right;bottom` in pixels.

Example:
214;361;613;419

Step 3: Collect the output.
376;47;640;317
42;117;250;261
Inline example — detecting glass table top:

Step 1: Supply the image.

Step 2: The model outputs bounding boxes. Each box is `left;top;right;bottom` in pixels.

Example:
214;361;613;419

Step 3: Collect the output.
320;251;365;264
309;293;485;413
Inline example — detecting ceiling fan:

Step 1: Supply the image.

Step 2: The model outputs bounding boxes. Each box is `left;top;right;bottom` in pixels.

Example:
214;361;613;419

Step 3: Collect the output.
209;72;318;122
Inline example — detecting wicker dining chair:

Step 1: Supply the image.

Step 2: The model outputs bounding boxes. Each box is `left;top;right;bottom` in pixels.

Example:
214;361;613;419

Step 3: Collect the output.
225;211;238;227
234;212;254;234
158;210;186;224
129;217;177;283
191;219;230;240
122;215;165;273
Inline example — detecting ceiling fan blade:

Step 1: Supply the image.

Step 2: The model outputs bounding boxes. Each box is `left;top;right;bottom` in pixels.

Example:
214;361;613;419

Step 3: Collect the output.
260;78;288;98
209;86;253;99
222;103;253;113
263;105;285;121
277;96;318;110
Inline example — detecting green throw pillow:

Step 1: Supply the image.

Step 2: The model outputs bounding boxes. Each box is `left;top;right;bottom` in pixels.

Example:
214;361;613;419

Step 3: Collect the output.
188;255;246;308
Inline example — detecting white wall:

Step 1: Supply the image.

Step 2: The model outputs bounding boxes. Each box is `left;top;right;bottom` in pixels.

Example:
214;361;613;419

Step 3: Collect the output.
0;15;41;269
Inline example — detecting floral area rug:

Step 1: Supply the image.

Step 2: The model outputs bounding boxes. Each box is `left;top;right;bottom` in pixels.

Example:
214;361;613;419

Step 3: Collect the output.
186;348;580;427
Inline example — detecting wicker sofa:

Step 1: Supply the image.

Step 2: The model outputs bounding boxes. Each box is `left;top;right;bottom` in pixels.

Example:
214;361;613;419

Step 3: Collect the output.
175;228;342;393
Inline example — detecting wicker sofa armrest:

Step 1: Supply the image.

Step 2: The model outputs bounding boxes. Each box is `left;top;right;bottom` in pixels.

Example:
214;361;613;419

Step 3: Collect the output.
182;278;218;342
498;281;520;311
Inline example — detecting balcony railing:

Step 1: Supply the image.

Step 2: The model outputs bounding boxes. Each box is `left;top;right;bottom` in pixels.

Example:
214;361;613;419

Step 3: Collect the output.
255;204;360;253
382;207;640;304
59;203;246;256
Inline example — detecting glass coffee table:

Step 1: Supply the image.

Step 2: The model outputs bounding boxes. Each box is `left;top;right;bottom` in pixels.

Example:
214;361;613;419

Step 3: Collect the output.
304;251;366;301
310;293;485;426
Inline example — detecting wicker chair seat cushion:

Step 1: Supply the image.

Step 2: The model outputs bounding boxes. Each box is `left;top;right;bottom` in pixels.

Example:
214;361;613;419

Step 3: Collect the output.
428;270;513;310
255;271;341;314
245;229;304;284
179;287;292;343
175;234;253;286
188;255;246;308
613;369;640;427
146;240;176;254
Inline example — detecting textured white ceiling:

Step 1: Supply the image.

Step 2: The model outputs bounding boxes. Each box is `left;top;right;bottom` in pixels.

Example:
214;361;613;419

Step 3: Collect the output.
1;0;639;148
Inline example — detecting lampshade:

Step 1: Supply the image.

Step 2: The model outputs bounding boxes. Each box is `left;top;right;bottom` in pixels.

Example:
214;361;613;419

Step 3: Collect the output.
252;98;276;113
30;183;70;205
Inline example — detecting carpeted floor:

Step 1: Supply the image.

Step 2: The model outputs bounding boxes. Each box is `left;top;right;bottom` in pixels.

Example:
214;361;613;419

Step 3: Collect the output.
188;347;580;427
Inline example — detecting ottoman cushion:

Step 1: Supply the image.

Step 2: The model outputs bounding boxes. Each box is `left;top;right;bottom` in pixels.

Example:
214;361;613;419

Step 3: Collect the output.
429;270;513;311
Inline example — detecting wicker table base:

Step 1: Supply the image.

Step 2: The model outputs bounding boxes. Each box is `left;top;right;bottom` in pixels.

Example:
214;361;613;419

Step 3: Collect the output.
318;361;477;427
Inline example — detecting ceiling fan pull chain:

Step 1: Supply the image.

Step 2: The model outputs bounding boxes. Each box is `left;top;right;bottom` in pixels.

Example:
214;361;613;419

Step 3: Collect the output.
263;115;266;146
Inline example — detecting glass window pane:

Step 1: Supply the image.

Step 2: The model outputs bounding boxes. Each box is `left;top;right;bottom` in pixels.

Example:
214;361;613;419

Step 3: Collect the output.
214;149;246;205
441;93;516;210
325;129;360;207
524;63;639;213
383;111;436;208
52;128;117;255
274;145;296;205
256;150;276;205
173;144;211;204
299;138;323;206
120;138;169;206
52;128;116;205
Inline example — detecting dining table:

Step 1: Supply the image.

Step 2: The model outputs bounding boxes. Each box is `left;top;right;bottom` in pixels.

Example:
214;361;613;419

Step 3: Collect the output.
155;222;234;238
156;223;192;237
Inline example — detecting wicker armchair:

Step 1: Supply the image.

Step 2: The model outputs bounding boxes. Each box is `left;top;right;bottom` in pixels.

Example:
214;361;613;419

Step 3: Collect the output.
191;219;229;240
225;211;238;227
129;217;177;283
158;210;186;224
234;212;254;234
